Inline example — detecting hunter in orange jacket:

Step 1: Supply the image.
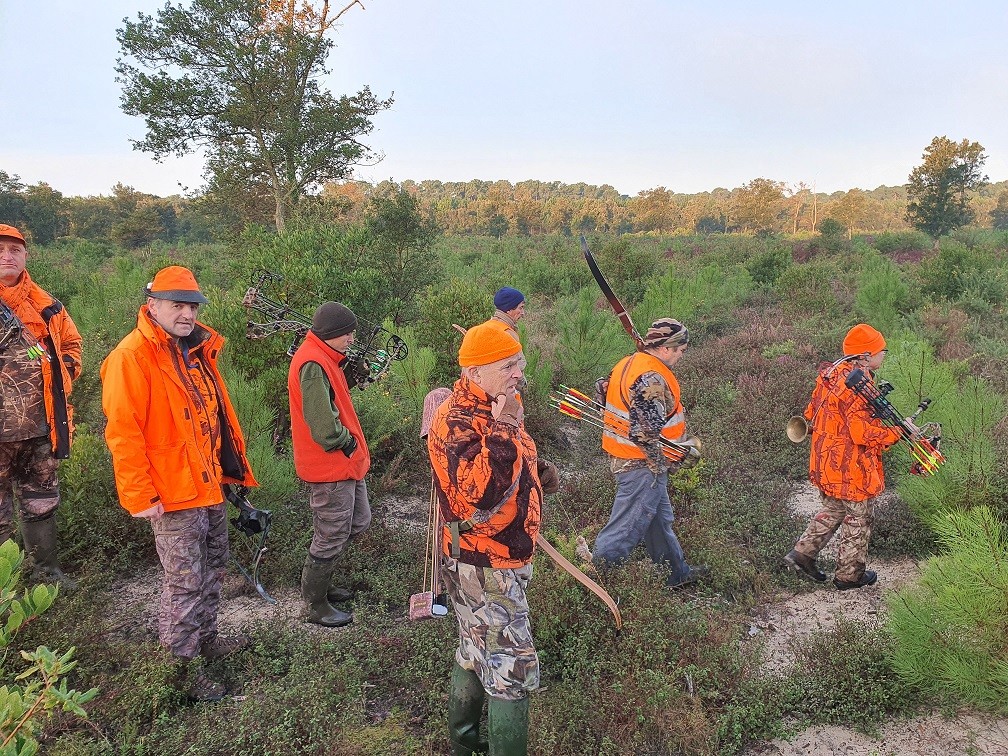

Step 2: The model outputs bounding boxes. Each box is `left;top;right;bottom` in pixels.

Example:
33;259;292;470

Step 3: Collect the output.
0;265;81;459
784;323;902;592
0;224;82;588
100;267;256;700
429;322;544;754
101;304;257;517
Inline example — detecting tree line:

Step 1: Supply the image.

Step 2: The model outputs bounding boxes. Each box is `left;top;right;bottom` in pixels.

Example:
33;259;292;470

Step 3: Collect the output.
3;168;1007;249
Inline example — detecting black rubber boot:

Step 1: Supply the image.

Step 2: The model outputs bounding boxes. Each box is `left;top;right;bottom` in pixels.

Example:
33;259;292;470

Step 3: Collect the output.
448;662;488;755
21;514;77;590
784;549;827;583
301;555;352;627
834;569;878;591
487;695;529;756
327;585;356;603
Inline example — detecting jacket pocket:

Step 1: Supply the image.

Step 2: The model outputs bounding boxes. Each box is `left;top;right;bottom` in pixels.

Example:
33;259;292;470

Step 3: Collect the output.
148;442;199;506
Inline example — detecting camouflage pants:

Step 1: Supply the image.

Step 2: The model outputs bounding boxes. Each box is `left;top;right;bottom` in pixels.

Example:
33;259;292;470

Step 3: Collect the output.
307;479;371;560
794;494;875;582
441;557;539;701
0;436;59;538
151;502;229;660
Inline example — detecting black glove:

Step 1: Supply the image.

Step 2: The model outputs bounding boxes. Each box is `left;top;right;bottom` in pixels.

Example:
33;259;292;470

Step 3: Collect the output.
340;435;358;458
537;460;560;495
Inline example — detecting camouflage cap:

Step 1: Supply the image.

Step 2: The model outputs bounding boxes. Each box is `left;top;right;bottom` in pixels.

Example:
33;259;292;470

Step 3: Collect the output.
644;318;689;349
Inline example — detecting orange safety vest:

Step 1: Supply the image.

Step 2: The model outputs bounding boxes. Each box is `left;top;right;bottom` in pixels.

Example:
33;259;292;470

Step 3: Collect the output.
805;362;902;501
602;352;685;459
288;330;371;483
101;308;257;515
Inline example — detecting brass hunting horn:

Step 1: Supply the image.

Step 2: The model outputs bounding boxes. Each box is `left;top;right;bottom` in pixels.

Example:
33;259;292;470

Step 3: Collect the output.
786;415;810;444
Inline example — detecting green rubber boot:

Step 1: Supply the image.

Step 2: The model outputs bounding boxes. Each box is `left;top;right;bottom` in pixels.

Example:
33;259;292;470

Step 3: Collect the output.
448;662;488;755
301;554;352;627
21;514;77;591
487;695;529;756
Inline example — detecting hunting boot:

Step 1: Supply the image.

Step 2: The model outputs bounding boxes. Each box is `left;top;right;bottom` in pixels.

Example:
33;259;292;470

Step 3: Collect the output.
301;554;352;627
784;549;827;583
167;657;226;704
200;633;251;661
327;585;356;603
21;514;77;590
448;661;488;756
487;695;529;756
834;569;878;591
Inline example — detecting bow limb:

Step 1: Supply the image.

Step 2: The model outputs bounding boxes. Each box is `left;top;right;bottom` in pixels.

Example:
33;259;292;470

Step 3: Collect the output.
536;534;622;631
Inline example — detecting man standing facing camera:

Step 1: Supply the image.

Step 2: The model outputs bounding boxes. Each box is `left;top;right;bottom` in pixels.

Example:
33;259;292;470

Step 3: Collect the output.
428;322;558;756
288;302;371;628
102;265;258;702
0;224;81;588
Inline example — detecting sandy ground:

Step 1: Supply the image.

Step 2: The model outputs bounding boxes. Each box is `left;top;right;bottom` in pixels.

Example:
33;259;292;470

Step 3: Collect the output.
741;482;1008;756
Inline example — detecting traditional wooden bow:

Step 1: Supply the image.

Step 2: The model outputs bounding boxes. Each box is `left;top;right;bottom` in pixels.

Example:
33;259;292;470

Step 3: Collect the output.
536;534;622;631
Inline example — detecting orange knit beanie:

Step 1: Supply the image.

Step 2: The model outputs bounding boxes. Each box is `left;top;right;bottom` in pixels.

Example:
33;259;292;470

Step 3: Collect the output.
842;323;886;356
458;322;521;367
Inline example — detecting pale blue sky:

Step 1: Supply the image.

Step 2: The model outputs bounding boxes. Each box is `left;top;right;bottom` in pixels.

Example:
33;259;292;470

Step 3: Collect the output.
1;1;1005;198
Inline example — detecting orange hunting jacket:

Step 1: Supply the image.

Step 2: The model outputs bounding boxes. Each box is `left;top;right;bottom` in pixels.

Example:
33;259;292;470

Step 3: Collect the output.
0;271;82;458
101;307;257;516
805;363;902;502
427;376;542;569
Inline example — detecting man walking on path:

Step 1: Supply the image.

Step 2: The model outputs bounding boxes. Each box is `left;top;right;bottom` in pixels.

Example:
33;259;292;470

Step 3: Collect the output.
288;301;371;628
784;323;903;590
0;224;81;588
101;265;258;702
593;318;706;589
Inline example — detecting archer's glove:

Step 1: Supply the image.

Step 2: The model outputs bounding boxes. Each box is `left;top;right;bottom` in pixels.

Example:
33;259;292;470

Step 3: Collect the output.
537;460;560;495
340;435;358;458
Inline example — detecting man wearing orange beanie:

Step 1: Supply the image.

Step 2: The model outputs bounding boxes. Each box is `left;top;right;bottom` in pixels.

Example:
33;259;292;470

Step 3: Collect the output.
427;322;554;756
784;323;903;590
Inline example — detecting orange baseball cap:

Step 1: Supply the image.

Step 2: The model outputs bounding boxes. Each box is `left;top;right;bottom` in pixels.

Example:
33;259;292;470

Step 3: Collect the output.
145;265;208;304
0;225;26;244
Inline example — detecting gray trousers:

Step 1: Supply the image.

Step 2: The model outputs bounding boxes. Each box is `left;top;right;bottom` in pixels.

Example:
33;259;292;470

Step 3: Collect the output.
307;479;371;560
594;467;690;585
151;502;228;660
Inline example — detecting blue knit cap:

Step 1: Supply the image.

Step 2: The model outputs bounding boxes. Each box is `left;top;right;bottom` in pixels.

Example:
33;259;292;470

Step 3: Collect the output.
493;287;525;312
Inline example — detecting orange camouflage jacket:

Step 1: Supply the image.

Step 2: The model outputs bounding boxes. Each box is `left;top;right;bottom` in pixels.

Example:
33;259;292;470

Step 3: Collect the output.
805;362;902;501
427;376;542;569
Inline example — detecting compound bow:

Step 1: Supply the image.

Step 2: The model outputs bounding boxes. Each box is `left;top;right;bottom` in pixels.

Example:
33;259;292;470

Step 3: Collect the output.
224;485;275;603
242;269;408;388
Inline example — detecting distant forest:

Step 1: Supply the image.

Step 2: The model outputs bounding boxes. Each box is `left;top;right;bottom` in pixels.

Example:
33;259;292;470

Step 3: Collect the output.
3;169;1007;247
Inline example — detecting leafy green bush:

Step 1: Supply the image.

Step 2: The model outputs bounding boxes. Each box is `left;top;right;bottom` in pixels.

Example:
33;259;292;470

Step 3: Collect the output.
552;289;627;389
881;336;1003;524
783;619;923;733
868;231;931;257
634;263;752;333
0;540;97;755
